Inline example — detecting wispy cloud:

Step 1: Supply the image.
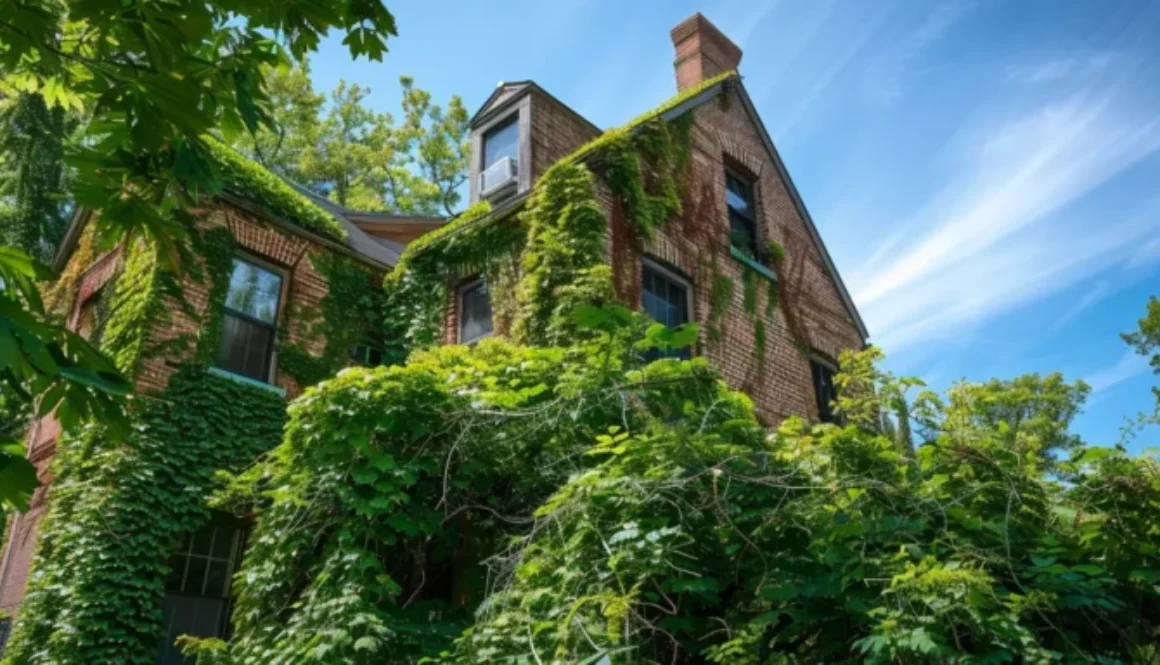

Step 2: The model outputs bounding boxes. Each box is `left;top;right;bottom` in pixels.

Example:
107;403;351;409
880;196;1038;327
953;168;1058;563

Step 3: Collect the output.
1085;349;1150;394
855;94;1160;353
861;1;973;108
726;0;779;51
1052;280;1113;331
766;5;885;140
1006;52;1117;84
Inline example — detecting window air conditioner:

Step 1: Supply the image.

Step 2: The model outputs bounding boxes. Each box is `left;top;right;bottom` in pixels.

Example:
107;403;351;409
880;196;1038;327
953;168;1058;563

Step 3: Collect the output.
480;156;518;198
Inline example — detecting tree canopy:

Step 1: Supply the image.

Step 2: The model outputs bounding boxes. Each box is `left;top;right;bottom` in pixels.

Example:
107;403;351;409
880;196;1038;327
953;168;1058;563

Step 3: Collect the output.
234;65;470;215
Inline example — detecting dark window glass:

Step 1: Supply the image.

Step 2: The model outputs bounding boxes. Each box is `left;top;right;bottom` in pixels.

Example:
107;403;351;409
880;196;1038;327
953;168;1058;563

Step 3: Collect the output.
214;258;282;382
459;281;494;344
159;520;244;664
642;263;691;360
483;116;519;171
811;360;838;423
726;170;757;257
350;343;384;367
165;523;240;598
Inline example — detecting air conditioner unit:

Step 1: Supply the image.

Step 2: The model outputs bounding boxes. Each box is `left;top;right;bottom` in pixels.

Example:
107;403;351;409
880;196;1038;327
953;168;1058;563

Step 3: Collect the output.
480;156;518;198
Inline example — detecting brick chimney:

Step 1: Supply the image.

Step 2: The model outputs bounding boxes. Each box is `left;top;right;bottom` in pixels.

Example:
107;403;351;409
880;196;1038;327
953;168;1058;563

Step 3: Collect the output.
671;13;742;91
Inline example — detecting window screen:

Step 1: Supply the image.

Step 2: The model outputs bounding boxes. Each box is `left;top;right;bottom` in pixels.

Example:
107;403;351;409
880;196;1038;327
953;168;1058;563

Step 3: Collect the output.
459;281;494;344
214;258;282;382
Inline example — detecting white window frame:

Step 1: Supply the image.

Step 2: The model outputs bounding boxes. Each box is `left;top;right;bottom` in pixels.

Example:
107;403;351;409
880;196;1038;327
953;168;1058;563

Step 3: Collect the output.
457;279;494;345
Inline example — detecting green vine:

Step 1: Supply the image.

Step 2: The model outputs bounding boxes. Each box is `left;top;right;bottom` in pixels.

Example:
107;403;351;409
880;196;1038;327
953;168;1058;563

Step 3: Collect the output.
707;262;734;345
277;253;389;386
100;239;165;377
4;367;286;665
193;226;237;362
201;136;347;241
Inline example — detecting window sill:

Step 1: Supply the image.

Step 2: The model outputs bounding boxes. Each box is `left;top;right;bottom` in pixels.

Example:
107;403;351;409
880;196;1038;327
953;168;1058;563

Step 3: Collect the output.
729;245;778;283
207;367;287;397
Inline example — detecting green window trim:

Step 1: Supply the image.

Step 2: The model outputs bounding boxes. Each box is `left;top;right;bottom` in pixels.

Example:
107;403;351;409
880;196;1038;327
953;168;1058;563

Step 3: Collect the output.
729;245;778;283
207;367;287;397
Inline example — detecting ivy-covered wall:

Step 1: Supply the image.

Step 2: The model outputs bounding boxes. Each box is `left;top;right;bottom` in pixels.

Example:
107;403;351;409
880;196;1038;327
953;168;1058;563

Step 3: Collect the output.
0;195;388;662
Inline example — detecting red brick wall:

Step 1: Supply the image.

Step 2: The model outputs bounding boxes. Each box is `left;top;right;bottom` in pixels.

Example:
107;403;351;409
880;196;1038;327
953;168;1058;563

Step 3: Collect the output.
448;85;864;425
635;87;863;423
135;203;348;396
0;198;374;614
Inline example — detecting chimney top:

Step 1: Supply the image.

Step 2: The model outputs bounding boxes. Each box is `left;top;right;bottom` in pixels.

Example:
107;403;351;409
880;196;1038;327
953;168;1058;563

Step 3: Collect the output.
670;13;742;91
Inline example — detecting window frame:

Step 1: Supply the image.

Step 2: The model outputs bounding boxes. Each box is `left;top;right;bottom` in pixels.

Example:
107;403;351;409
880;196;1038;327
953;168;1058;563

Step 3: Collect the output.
457;278;494;345
214;254;287;384
725;166;758;257
809;355;839;424
481;113;520;173
641;258;695;359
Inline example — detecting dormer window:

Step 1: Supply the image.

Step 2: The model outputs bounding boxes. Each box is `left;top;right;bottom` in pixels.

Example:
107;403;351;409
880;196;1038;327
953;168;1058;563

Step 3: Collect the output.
726;168;757;257
480;115;519;199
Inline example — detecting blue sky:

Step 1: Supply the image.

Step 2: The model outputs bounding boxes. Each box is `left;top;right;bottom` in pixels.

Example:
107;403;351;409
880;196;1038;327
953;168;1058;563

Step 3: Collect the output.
308;0;1160;449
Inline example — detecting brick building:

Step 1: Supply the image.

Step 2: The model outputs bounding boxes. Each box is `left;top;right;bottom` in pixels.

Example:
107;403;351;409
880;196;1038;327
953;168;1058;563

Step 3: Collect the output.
0;12;865;662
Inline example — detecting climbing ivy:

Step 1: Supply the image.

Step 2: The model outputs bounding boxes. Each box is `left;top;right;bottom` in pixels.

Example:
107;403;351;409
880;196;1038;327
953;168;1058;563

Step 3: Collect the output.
381;75;716;358
3;367;286;665
202;136;347;241
191;226;238;362
277;252;390;386
99;238;166;376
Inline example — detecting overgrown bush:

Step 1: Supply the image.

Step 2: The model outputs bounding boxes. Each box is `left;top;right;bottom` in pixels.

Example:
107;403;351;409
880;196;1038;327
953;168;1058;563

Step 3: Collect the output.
175;315;1160;664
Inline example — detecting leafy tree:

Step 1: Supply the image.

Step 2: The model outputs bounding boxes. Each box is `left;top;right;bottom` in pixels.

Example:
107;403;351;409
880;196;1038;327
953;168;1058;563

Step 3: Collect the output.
0;0;398;511
1125;295;1160;399
0;91;74;263
236;65;470;215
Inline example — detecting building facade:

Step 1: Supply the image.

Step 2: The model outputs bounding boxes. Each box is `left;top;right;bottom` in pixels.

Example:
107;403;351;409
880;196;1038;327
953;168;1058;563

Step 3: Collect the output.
0;12;865;663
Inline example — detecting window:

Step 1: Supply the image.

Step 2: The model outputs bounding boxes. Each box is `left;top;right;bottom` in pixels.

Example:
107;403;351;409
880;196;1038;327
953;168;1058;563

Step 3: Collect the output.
458;280;494;344
483;115;519;171
158;519;244;665
726;168;757;257
350;338;384;367
811;359;838;423
214;257;283;383
642;260;692;360
480;114;520;196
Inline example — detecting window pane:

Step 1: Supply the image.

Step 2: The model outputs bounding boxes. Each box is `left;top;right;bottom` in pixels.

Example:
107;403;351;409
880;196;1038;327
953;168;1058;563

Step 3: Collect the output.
215;314;275;381
812;361;837;423
184;556;209;595
191;526;216;557
460;282;494;343
211;528;236;560
726;172;751;215
224;259;282;324
165;552;189;593
730;211;757;255
204;559;232;599
642;264;691;360
483;116;519;170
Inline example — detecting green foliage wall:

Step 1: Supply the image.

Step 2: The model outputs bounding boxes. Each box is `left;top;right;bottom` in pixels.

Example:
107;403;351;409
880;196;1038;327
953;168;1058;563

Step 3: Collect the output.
277;252;390;386
5;206;380;663
4;367;286;665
